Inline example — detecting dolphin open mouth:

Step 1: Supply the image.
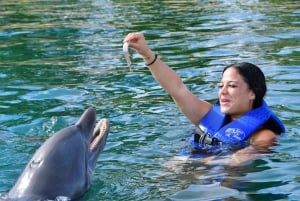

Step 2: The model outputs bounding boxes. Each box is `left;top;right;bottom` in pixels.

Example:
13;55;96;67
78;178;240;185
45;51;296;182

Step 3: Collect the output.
89;118;110;151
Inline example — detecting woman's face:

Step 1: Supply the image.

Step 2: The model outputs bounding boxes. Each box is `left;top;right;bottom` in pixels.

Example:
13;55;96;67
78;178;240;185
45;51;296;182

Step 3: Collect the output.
218;67;255;120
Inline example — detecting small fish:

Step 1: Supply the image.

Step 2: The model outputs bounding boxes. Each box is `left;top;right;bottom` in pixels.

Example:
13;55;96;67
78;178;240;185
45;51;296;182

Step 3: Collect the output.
123;42;132;69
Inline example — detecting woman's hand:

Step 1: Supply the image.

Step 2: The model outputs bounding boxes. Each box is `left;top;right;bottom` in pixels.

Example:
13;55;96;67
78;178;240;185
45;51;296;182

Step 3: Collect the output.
123;32;156;63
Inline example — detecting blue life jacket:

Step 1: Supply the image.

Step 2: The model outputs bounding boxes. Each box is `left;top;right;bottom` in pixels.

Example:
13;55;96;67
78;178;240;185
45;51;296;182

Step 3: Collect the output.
195;100;285;145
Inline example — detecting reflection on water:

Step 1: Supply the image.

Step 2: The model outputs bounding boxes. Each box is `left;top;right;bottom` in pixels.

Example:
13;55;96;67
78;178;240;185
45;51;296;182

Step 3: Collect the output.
0;0;299;200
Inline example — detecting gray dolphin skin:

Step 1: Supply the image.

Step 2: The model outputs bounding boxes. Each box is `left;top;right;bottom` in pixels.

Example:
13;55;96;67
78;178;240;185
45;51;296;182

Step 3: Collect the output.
6;107;110;201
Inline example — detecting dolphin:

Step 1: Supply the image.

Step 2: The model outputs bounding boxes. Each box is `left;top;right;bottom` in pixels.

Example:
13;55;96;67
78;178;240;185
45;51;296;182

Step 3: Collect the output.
6;107;110;201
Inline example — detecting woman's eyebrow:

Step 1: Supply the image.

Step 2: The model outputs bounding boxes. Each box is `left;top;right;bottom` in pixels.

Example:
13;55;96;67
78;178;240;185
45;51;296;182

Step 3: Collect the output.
228;81;239;84
219;80;239;84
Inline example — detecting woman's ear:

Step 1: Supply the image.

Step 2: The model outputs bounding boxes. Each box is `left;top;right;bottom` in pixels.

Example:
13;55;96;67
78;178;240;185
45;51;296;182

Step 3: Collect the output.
249;90;256;100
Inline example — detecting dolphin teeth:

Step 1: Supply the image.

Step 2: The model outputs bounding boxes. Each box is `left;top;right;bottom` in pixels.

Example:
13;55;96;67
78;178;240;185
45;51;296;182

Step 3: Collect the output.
89;118;109;151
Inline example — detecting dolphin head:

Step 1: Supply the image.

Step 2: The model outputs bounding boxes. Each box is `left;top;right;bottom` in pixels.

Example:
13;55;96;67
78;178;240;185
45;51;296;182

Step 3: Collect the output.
7;107;110;200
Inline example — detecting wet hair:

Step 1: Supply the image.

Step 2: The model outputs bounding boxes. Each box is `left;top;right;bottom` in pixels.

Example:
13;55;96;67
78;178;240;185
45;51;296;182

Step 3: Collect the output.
222;62;267;109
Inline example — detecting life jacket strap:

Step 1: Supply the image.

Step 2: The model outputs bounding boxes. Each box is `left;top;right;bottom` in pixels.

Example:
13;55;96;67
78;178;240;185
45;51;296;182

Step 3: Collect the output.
194;127;222;146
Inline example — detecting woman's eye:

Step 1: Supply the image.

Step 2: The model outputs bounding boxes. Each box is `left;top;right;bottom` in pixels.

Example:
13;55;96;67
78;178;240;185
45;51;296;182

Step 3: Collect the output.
218;82;237;88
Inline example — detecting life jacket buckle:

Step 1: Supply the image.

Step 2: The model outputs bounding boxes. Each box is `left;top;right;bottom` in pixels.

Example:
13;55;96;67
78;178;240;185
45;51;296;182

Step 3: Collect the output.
194;127;221;146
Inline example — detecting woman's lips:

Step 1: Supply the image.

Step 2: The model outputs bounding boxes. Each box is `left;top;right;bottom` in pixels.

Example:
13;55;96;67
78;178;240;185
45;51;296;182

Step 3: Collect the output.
220;98;230;105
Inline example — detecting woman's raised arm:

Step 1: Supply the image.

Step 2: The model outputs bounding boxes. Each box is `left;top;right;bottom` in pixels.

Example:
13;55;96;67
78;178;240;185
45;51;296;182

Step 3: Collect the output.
123;32;212;125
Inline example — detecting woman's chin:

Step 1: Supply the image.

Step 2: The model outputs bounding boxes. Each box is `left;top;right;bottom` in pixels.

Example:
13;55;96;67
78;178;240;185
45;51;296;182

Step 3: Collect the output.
220;106;231;114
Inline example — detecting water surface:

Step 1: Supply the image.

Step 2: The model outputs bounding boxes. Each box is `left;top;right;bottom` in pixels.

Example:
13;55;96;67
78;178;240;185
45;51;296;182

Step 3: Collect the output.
0;0;299;200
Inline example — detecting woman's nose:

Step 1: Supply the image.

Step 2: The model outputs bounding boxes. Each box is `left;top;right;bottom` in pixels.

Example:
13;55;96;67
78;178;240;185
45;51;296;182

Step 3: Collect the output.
219;85;228;94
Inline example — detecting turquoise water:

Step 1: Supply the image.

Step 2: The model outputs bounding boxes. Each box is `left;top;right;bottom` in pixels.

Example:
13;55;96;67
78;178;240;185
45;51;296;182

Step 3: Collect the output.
0;0;299;200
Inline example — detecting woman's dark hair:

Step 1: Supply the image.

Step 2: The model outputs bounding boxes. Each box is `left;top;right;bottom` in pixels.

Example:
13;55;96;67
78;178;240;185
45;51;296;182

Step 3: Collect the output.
223;62;267;108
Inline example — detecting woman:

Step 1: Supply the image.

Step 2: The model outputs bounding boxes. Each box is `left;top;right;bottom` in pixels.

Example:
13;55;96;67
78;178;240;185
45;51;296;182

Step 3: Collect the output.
123;32;285;165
